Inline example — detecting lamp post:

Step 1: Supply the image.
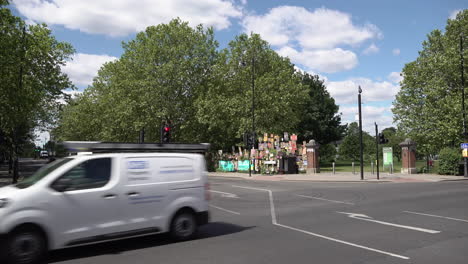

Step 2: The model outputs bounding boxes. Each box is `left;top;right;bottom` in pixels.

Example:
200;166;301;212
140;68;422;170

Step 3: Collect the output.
460;33;467;177
358;86;364;180
242;50;256;177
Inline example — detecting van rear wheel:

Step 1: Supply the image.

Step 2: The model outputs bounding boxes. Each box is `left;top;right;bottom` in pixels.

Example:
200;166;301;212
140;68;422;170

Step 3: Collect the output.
170;211;197;241
6;228;46;264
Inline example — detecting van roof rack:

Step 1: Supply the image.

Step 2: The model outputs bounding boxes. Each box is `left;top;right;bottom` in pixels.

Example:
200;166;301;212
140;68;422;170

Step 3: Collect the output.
61;141;210;154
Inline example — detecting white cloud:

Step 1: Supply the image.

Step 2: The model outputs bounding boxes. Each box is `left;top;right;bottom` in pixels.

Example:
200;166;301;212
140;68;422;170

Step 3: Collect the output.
13;0;242;36
62;53;118;87
387;72;403;84
242;6;382;49
242;6;380;74
449;9;462;19
339;105;394;133
278;46;358;73
326;77;400;105
392;48;401;56
363;43;379;55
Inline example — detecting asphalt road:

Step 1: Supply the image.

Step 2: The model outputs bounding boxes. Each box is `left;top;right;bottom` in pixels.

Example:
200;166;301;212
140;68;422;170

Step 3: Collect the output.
46;177;468;264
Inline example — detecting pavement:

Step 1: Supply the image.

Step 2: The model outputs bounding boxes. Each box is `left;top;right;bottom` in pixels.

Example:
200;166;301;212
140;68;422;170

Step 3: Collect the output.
209;171;468;182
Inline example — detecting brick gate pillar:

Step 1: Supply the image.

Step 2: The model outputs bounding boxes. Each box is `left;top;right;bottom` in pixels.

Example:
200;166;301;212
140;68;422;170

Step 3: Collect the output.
306;140;320;174
400;138;417;174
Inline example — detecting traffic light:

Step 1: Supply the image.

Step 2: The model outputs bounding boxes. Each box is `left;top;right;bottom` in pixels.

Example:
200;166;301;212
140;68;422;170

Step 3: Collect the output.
378;133;388;144
243;132;256;149
161;124;171;143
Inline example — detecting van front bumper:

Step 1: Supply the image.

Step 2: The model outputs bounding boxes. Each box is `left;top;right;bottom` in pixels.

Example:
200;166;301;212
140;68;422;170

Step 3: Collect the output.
196;211;209;226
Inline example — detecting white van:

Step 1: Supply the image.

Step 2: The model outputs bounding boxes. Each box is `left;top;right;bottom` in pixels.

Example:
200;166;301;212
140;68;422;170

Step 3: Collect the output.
0;142;210;264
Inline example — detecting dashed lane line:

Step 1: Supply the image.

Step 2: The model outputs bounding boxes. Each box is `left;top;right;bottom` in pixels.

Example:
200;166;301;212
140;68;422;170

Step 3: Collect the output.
295;194;355;205
404;211;468;223
209;204;241;215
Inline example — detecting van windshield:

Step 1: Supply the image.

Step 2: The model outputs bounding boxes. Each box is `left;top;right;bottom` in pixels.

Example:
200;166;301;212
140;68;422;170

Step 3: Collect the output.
15;158;73;189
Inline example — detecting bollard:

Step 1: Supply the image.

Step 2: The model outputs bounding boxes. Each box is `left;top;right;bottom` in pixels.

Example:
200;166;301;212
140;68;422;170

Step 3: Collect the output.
371;162;374;175
332;162;335;174
352;162;355;175
391;163;394;174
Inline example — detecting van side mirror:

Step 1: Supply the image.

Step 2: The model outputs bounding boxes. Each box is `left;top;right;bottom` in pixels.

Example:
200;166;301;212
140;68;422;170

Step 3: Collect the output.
52;178;73;192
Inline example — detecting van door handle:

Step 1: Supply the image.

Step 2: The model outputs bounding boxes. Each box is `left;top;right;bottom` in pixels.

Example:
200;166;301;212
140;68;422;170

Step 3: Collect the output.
103;194;117;199
127;192;140;197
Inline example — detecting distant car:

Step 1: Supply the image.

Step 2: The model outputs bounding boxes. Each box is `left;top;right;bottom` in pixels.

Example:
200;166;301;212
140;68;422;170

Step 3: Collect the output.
39;151;48;158
0;142;210;264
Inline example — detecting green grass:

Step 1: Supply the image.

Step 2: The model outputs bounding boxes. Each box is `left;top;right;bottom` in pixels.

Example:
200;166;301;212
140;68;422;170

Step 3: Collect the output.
320;160;439;174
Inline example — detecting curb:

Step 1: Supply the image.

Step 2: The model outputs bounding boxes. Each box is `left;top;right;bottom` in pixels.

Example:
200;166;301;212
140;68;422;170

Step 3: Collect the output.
208;175;393;183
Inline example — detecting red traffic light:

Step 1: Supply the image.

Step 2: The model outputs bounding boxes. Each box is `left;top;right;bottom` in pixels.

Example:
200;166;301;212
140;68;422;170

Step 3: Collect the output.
164;126;170;132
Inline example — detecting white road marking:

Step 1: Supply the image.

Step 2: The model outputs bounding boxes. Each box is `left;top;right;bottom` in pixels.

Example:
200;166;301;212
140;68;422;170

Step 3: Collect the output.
404;211;468;223
209;204;240;215
209;190;239;198
337;212;440;234
232;185;409;260
295;194;355;205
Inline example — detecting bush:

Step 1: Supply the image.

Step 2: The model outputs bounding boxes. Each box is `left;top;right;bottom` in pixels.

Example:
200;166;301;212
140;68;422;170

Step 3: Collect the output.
438;147;461;175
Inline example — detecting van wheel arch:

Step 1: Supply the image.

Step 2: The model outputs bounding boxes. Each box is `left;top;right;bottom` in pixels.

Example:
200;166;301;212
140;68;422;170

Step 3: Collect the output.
5;223;49;264
9;223;49;250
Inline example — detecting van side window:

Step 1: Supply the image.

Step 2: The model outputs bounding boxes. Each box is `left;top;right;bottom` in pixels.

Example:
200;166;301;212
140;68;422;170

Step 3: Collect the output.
53;158;112;191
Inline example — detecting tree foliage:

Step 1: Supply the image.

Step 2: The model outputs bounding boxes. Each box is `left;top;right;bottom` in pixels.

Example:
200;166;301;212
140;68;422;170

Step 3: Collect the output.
1;1;74;182
195;33;308;149
56;19;217;143
55;21;344;152
393;10;468;154
297;73;345;145
338;122;376;162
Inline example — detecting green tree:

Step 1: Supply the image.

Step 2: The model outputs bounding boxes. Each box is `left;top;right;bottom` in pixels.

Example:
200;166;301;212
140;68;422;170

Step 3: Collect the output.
297;73;345;145
55;19;218;143
393;10;468;155
338;122;376;162
1;1;74;182
195;33;308;149
381;127;406;162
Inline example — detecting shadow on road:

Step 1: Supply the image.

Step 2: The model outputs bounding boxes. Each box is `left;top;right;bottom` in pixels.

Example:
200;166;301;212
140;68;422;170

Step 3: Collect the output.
47;222;255;263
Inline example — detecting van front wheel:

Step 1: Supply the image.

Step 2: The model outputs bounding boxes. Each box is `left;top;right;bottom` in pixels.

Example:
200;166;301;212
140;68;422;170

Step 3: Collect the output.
170;211;197;241
6;228;46;264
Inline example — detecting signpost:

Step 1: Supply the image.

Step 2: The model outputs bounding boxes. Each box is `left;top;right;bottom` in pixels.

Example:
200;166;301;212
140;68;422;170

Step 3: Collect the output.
461;143;468;158
383;147;393;172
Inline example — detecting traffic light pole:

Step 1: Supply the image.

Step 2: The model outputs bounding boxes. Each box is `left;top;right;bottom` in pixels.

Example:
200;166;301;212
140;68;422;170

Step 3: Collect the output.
358;86;364;180
375;123;380;180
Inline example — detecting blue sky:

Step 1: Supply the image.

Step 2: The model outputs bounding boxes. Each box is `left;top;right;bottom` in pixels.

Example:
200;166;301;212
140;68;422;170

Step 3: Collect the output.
7;0;466;144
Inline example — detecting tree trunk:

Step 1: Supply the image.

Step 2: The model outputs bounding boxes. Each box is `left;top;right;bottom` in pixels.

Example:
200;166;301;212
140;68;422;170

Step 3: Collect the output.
12;157;19;184
8;153;12;175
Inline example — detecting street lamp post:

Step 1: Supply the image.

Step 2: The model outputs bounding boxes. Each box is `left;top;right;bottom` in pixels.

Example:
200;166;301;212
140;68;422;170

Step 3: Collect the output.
460;33;467;177
358;86;364;180
247;52;256;177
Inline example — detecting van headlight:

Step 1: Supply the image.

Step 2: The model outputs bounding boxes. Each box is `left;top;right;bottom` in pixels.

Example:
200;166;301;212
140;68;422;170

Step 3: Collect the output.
0;198;9;208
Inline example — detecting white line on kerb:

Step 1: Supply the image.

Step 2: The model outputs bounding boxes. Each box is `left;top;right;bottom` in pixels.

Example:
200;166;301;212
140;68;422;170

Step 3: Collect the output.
209;205;240;215
209;190;239;198
295;194;355;205
404;211;468;223
232;185;409;260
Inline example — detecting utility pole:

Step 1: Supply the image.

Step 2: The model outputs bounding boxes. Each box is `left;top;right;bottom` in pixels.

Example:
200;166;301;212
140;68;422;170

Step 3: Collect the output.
358;86;364;180
375;123;380;180
460;34;467;177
